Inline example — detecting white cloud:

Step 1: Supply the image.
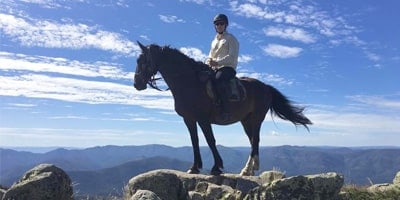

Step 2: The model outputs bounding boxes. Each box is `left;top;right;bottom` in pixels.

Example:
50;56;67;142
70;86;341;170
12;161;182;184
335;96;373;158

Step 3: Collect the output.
364;51;381;62
179;47;207;61
159;15;185;23
236;71;293;86
0;51;134;80
18;0;63;8
230;2;276;19
179;47;253;64
262;44;302;58
179;0;208;4
0;14;140;56
263;26;315;43
238;54;253;63
0;74;174;109
0;51;174;110
229;1;361;45
307;108;400;135
7;103;37;108
347;95;400;110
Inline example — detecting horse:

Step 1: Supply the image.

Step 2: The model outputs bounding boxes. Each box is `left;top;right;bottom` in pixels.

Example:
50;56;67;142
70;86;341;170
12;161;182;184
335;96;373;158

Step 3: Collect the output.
133;42;312;176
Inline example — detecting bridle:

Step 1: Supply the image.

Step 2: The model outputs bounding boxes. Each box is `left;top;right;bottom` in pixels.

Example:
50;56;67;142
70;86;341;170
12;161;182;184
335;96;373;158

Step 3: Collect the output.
136;51;167;91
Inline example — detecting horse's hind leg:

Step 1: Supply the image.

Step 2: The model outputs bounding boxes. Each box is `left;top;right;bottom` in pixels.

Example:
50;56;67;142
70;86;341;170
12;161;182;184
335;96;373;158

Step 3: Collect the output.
240;116;262;176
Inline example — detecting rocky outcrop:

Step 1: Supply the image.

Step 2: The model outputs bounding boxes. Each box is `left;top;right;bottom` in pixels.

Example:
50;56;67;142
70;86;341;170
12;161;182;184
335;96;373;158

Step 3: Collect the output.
394;171;400;185
247;172;343;200
125;169;343;200
2;164;73;200
368;171;400;193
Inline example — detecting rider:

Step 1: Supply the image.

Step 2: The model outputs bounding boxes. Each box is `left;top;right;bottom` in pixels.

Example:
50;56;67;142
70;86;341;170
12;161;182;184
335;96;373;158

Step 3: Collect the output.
205;14;239;122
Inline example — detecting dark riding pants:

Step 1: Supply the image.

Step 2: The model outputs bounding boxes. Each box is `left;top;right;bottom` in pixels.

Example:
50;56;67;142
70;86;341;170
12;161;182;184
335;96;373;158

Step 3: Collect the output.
214;67;236;113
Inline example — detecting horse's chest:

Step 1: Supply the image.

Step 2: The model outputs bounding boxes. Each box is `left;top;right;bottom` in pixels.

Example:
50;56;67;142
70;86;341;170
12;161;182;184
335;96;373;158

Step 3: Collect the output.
174;96;206;116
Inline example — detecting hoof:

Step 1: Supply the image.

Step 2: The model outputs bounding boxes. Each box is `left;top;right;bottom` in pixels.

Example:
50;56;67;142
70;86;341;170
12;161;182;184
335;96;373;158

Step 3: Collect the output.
187;167;200;174
240;168;254;176
211;167;223;176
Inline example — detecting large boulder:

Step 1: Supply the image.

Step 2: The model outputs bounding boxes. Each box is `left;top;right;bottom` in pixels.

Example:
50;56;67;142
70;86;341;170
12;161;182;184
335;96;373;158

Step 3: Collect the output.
125;169;261;200
2;164;73;200
125;169;343;200
245;172;343;200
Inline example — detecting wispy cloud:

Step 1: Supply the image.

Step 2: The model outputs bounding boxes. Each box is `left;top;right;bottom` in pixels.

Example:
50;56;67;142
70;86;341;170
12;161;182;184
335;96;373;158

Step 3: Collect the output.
262;44;302;58
18;0;64;8
0;74;174;110
237;71;293;86
0;14;140;56
180;47;254;64
347;95;400;110
0;51;134;79
0;51;174;110
307;107;400;135
179;0;208;4
238;54;254;63
229;1;360;44
179;47;207;61
159;15;185;23
263;26;315;43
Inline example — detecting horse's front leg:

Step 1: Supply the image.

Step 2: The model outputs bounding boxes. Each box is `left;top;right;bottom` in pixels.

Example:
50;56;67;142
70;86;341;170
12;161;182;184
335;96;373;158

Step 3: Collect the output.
198;121;223;175
184;118;202;174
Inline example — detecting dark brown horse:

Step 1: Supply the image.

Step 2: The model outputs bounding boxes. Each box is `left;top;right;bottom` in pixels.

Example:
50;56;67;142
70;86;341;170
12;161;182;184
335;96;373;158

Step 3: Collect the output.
133;42;312;176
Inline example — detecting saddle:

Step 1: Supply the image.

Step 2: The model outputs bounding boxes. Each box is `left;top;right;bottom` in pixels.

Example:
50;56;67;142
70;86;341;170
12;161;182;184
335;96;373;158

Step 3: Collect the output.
199;70;247;102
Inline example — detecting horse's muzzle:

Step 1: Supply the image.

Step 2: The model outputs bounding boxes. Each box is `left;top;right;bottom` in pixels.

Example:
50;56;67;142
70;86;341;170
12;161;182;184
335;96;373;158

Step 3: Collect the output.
134;82;147;91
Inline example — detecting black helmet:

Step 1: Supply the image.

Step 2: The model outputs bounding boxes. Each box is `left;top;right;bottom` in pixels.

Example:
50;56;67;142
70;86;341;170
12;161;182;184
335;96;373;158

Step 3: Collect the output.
213;14;228;25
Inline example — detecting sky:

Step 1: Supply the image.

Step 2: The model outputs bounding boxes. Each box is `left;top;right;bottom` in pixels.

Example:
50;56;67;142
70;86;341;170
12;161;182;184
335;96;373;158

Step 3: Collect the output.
0;0;399;148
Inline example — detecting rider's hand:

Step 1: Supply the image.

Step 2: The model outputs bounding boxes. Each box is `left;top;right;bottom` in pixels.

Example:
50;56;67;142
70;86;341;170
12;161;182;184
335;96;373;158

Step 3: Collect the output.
209;59;219;67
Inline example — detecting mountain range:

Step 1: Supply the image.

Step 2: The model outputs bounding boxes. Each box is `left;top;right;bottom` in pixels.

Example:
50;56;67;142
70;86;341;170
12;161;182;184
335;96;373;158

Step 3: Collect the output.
1;145;399;196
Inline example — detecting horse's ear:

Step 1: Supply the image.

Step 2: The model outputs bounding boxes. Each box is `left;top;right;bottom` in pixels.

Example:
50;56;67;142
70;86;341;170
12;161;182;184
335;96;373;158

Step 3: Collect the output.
137;41;146;52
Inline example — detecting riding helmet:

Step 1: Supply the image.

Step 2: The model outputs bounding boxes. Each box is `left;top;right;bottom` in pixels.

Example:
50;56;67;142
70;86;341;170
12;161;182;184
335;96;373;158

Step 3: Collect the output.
213;14;229;25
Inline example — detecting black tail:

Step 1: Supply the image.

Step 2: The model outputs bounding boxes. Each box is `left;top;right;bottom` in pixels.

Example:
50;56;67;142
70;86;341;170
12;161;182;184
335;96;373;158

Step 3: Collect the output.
269;85;312;131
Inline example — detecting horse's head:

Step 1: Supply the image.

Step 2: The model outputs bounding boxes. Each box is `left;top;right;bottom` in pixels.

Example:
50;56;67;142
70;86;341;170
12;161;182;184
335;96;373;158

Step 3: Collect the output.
134;42;160;91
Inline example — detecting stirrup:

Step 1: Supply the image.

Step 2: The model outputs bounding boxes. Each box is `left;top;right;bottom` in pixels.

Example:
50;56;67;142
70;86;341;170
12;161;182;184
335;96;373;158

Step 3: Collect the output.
229;94;240;101
219;112;231;122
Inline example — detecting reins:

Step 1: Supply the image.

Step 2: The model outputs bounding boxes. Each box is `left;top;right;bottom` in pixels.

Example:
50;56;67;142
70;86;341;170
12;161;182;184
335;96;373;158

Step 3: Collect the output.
147;75;168;91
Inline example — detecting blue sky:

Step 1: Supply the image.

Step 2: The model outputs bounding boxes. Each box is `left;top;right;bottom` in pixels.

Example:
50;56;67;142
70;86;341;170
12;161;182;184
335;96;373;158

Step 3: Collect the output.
1;0;399;148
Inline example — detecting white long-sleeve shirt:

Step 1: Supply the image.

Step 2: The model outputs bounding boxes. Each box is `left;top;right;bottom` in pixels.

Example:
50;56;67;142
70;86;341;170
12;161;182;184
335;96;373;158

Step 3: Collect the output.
206;31;239;70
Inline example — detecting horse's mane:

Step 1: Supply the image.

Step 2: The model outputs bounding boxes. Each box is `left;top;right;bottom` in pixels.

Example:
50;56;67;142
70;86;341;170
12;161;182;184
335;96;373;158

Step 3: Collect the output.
157;44;210;72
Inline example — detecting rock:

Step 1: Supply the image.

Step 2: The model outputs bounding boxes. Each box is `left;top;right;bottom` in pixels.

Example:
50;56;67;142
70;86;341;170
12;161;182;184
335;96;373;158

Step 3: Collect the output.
307;172;344;199
245;172;343;200
125;169;261;200
259;170;285;185
394;171;400;185
125;169;187;200
367;171;400;192
130;189;161;200
125;169;344;200
2;163;73;200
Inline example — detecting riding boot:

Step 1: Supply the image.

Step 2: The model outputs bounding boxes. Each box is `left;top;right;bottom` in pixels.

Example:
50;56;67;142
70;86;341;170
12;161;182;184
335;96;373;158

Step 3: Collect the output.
229;79;240;101
218;84;231;123
220;99;231;122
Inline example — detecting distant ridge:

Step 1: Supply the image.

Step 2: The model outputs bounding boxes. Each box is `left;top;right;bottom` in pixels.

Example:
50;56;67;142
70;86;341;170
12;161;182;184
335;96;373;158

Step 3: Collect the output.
1;144;400;196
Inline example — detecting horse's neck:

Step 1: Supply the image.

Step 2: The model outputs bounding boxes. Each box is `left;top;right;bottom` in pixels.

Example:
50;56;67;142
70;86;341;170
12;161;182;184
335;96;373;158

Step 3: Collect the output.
159;64;201;95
